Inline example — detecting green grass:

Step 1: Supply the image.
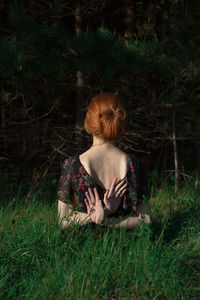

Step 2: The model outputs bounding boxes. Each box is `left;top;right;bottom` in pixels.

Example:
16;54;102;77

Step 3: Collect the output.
0;178;200;299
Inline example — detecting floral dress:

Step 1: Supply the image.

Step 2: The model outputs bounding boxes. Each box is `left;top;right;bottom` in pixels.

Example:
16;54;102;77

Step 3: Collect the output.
57;153;149;218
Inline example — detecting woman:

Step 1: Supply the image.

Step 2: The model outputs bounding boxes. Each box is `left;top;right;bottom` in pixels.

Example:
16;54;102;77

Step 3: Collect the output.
57;93;150;230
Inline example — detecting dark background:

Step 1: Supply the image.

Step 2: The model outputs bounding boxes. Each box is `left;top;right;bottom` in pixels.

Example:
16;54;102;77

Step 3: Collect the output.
1;0;200;190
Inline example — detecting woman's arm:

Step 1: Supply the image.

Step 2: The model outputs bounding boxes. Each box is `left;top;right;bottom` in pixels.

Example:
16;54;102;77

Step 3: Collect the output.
57;158;92;229
58;200;92;229
103;202;151;229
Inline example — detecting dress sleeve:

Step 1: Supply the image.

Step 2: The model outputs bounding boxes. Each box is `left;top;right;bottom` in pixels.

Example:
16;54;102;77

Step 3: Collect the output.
110;156;150;217
135;159;150;204
57;157;75;206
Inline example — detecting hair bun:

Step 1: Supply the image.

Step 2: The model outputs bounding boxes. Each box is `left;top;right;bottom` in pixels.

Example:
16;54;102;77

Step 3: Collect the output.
84;93;126;142
115;107;126;120
99;107;126;121
99;108;115;120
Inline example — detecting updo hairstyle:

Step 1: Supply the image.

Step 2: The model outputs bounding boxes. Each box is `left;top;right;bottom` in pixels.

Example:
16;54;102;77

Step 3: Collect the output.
84;93;126;141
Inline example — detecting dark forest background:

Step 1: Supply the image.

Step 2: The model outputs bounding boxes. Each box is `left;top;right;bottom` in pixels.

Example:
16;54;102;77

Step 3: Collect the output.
1;0;200;192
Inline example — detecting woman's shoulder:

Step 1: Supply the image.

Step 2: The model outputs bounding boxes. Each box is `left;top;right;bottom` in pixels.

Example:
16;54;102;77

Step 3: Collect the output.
126;152;140;164
61;155;80;171
126;152;147;175
63;155;78;163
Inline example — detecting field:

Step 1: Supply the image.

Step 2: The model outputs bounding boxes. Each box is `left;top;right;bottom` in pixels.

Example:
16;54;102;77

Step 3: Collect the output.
0;176;200;299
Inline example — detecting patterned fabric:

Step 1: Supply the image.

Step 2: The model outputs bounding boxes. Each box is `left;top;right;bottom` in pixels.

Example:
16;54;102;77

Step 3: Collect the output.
57;153;149;217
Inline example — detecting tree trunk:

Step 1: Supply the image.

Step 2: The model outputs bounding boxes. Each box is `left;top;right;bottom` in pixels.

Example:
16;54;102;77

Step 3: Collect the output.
161;143;168;176
197;142;200;173
75;1;85;152
172;94;179;195
1;88;10;149
124;0;136;44
161;0;170;41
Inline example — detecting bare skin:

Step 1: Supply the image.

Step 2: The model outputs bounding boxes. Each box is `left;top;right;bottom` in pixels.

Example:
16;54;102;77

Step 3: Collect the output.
85;187;105;224
79;136;131;190
58;177;127;228
84;186;151;229
84;178;127;224
58;135;151;229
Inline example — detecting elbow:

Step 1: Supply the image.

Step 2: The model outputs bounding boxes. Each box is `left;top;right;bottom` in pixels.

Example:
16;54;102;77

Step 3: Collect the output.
58;216;71;229
58;218;65;229
128;215;151;229
137;214;151;227
59;220;72;230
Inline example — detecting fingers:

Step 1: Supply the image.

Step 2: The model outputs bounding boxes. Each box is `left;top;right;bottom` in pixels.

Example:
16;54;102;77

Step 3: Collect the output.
85;187;101;209
87;188;95;205
116;187;126;198
116;182;127;197
103;190;109;200
84;198;95;215
115;180;127;193
84;198;91;213
85;191;93;210
108;177;118;197
94;187;104;210
93;187;100;201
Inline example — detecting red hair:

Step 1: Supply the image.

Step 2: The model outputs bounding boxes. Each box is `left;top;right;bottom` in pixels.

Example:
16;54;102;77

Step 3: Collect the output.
84;93;126;141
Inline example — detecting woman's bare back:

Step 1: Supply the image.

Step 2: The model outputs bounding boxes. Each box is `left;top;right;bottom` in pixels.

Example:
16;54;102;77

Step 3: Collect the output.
79;143;131;190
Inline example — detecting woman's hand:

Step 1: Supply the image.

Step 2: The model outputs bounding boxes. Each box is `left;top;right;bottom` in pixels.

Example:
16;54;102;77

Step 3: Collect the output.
84;187;105;225
103;177;127;213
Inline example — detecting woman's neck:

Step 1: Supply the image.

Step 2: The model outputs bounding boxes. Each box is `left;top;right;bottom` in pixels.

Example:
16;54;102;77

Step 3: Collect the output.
92;136;112;147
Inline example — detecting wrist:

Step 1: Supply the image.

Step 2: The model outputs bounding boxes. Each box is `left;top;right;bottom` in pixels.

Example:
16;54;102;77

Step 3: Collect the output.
87;212;92;223
104;205;115;215
89;213;93;223
98;211;106;226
